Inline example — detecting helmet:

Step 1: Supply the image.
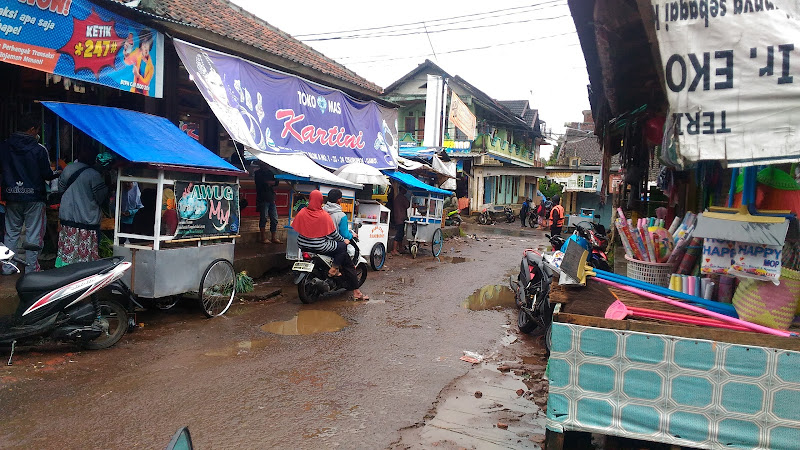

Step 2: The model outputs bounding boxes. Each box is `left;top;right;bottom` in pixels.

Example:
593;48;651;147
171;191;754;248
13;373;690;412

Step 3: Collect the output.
552;194;561;205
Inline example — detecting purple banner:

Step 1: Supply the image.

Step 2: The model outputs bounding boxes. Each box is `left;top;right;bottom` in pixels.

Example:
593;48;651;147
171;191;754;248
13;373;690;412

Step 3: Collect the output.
173;40;398;170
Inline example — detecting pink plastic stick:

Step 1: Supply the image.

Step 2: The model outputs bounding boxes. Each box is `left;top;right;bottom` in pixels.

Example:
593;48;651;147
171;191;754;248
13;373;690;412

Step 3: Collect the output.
630;311;751;332
594;278;796;337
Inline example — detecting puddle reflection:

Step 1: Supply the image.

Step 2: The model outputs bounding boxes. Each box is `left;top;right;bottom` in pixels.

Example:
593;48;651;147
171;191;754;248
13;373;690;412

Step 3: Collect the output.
260;310;349;335
462;285;516;310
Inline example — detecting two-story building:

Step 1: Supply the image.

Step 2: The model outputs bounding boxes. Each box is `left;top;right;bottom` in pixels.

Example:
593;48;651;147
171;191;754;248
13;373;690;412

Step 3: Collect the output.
382;60;546;213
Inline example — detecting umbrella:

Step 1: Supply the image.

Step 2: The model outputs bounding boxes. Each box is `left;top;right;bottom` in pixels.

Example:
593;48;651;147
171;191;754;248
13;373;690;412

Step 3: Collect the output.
333;162;388;186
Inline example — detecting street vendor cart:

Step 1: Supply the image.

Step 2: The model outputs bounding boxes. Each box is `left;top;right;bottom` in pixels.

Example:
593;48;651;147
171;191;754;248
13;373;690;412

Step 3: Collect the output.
42;102;244;318
384;171;451;259
353;200;391;270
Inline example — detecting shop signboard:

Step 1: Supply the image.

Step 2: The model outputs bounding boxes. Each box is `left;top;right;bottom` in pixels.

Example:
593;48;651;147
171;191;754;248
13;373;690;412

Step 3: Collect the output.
173;39;398;170
448;91;476;141
174;181;240;238
0;0;164;97
652;0;800;166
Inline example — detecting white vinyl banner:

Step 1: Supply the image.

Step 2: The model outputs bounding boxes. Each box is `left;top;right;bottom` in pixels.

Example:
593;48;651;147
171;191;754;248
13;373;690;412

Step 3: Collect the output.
652;0;800;166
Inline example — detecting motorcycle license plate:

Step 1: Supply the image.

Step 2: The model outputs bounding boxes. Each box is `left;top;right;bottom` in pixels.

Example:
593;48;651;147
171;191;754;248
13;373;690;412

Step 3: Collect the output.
292;261;314;272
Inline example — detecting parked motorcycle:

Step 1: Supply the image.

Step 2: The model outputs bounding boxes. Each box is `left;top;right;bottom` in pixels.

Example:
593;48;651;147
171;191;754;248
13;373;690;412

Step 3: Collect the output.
545;233;566;252
574;221;611;271
0;243;135;365
292;239;369;304
510;248;555;350
503;206;516;223
477;207;496;225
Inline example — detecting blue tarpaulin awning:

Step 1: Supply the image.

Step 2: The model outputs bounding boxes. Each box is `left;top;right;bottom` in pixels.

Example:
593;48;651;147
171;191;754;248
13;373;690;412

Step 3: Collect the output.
41;102;241;173
383;170;452;195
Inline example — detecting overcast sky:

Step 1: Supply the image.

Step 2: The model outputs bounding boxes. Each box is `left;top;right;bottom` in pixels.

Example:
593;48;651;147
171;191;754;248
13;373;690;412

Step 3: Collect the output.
230;0;590;158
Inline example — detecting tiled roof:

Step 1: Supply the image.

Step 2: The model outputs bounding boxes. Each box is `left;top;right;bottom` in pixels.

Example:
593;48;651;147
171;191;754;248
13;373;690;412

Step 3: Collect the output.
113;0;382;94
498;100;529;117
557;128;602;166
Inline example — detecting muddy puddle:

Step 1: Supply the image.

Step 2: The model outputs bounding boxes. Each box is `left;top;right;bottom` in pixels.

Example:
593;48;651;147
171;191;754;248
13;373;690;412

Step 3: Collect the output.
462;285;517;310
260;310;349;335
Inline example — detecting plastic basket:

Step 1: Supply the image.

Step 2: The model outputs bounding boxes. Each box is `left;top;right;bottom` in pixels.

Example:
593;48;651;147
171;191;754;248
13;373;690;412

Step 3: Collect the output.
732;267;800;330
625;255;673;287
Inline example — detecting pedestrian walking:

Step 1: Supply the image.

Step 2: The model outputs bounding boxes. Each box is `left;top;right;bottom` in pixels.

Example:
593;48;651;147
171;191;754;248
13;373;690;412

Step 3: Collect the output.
254;161;281;244
0;113;59;274
549;194;565;236
520;198;531;227
390;184;410;256
56;147;108;267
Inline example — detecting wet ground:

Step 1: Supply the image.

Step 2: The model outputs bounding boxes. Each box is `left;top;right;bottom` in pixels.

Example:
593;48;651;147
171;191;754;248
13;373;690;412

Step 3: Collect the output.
0;221;551;449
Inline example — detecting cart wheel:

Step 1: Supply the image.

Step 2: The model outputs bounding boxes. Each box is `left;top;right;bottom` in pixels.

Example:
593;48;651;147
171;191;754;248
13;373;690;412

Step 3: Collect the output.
357;263;368;287
431;228;443;257
370;242;386;270
410;243;418;259
199;259;236;318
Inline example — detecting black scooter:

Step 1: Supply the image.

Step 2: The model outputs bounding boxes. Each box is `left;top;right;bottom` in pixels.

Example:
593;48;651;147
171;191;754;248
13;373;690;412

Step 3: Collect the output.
291;238;369;304
0;242;136;364
510;248;555;350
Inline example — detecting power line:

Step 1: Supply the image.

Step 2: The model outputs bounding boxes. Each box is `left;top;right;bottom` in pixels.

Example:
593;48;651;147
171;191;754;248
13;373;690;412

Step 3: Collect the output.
340;31;576;66
422;22;439;63
294;1;565;38
302;13;571;42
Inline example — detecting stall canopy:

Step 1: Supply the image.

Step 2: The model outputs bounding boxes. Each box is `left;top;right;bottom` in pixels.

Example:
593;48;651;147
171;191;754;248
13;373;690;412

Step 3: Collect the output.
41;102;240;173
254;152;362;189
384;170;452;195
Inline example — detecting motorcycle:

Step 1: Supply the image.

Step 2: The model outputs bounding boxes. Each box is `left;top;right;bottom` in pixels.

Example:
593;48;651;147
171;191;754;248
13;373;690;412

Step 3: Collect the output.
503;206;516;223
574;221;611;272
510;248;555;350
445;209;462;226
545;233;566;252
292;238;369;304
0;242;135;365
477;207;496;225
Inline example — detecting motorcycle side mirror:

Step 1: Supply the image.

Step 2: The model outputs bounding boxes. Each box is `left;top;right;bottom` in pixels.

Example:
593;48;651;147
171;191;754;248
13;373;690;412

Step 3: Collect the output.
166;426;193;450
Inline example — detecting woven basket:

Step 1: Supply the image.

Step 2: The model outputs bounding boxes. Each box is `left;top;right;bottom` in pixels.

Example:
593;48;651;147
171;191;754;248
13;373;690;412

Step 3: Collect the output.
625;255;673;287
733;267;800;330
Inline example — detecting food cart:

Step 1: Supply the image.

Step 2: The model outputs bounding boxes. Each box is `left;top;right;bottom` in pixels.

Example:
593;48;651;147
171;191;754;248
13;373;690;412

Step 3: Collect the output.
384;171;452;259
353;200;391;270
42;102;245;318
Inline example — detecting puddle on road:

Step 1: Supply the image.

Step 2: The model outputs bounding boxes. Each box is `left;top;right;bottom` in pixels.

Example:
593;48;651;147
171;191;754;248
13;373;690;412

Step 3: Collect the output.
435;256;472;264
462;285;517;310
260;310;349;335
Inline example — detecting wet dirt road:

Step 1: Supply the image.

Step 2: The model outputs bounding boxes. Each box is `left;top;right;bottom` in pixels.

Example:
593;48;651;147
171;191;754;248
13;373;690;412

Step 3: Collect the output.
1;223;550;449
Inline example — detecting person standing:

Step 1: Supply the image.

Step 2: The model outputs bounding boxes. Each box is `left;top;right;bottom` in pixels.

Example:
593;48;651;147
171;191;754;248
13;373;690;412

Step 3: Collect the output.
390;184;410;256
538;199;548;230
323;189;369;301
254;161;281;244
549;194;565;237
520;198;530;227
56;148;108;267
119;180;143;238
0;113;58;274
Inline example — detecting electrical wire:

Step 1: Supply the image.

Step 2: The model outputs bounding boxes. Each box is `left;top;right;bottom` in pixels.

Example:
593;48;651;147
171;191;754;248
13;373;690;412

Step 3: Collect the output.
340;31;576;66
293;1;566;38
302;13;571;41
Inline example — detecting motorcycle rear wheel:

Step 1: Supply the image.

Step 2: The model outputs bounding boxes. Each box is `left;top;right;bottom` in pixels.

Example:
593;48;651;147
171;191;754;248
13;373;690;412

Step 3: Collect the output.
297;274;321;304
478;214;487;225
81;299;128;350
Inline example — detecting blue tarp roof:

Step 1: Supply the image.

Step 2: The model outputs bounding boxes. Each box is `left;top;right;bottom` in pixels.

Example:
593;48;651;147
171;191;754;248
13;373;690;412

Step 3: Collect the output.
383;170;452;195
399;147;438;160
41;102;240;173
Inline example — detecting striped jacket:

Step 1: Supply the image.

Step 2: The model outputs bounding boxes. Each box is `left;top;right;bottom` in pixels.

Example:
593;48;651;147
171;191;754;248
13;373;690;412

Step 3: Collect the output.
297;230;344;254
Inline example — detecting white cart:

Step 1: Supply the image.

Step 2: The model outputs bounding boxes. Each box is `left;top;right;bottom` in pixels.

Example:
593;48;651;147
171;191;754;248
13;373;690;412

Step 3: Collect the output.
353;200;391;270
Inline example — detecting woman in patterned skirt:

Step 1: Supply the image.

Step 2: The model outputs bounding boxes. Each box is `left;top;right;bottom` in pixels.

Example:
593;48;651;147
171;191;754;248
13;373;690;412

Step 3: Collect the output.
56;148;108;267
